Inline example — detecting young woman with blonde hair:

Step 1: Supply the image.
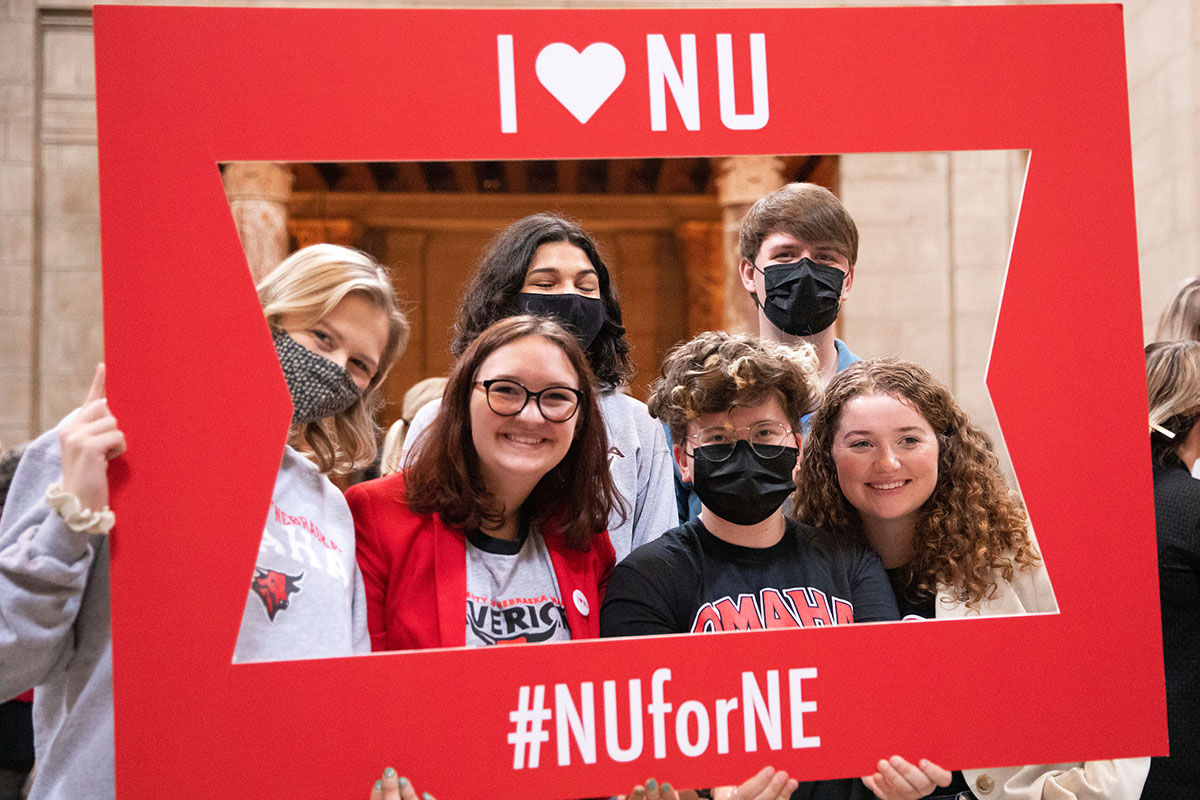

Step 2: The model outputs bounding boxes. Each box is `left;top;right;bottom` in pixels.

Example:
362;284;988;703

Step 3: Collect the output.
0;243;408;800
1141;340;1200;799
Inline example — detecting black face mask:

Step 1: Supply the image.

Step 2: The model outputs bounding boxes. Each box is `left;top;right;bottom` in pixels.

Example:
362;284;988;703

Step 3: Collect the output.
754;257;845;337
518;293;606;349
691;440;799;526
273;330;362;424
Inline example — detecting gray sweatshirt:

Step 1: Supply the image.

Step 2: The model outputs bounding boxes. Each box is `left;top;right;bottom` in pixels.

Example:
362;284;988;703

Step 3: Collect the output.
0;422;368;800
402;390;677;562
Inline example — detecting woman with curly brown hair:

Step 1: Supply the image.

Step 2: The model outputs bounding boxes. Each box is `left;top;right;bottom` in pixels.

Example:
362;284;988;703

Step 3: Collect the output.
793;357;1148;800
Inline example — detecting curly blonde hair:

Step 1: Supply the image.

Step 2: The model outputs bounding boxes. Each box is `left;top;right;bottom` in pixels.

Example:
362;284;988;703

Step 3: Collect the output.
792;358;1037;608
258;244;410;475
647;331;822;444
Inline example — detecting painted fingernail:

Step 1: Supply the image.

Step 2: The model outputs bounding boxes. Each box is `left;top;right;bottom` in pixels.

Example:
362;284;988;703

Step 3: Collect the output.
646;778;658;791
384;767;397;779
662;784;673;793
422;793;434;800
399;777;410;789
631;789;645;800
374;781;383;792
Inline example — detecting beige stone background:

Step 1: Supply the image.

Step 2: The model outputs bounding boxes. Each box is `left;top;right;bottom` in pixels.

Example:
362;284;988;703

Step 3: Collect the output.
1;0;1195;493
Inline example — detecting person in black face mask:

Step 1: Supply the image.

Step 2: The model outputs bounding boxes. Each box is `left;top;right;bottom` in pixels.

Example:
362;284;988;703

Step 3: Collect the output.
602;332;924;800
737;182;860;390
673;183;862;525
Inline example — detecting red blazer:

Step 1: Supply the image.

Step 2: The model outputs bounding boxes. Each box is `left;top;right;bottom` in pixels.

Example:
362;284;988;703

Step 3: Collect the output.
346;471;616;652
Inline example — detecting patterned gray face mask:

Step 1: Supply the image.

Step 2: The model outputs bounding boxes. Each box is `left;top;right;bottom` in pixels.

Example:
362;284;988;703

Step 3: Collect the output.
272;330;362;424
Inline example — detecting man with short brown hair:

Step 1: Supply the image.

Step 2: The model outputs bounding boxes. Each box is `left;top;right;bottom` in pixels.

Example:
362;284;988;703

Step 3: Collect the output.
737;181;860;388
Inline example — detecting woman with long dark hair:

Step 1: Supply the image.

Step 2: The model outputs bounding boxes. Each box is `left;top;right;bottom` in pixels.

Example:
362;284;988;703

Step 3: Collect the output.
349;315;620;651
401;213;676;561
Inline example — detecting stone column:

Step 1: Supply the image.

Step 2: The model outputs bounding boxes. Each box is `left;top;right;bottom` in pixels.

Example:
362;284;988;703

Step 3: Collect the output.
221;162;294;282
712;156;787;334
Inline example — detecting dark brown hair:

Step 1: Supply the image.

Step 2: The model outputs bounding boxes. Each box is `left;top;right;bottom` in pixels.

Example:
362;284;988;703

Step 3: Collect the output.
451;213;633;389
405;315;624;550
793;358;1037;608
739;182;859;266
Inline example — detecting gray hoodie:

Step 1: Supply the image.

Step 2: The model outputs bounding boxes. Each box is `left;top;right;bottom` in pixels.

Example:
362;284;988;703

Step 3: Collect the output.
0;421;368;800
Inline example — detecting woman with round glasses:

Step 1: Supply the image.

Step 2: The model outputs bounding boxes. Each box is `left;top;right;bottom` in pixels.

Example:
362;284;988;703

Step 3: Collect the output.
347;315;621;653
399;213;677;561
601;331;906;800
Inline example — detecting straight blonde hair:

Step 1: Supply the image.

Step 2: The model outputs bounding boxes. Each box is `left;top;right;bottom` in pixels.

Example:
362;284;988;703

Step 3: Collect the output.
257;244;409;474
1156;278;1200;342
1146;340;1200;467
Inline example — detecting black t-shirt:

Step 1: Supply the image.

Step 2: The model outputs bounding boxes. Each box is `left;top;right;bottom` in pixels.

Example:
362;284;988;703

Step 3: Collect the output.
601;518;899;637
600;518;899;800
886;568;937;621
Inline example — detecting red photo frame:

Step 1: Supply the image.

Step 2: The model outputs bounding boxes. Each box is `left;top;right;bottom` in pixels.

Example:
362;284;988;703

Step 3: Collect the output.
94;5;1164;798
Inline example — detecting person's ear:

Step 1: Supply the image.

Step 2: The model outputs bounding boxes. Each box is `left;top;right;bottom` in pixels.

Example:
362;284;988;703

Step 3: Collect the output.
673;442;693;483
840;264;855;302
738;257;759;296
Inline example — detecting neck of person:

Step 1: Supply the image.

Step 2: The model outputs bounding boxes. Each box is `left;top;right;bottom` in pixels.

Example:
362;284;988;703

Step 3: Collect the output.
757;316;840;387
700;506;787;549
861;517;916;569
480;475;540;541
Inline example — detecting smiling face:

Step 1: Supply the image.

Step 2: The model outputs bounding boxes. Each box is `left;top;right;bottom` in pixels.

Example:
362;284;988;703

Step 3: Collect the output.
276;292;390;392
470;334;582;499
520;241;600;297
831;392;939;537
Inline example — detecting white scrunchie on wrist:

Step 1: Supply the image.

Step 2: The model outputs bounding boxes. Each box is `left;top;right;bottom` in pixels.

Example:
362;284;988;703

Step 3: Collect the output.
44;482;115;535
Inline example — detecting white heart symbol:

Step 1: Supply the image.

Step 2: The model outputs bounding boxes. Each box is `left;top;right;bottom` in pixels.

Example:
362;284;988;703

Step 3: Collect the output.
535;42;626;125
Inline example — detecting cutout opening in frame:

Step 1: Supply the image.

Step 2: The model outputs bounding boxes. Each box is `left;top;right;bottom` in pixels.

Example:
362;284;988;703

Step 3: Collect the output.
218;149;1060;669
